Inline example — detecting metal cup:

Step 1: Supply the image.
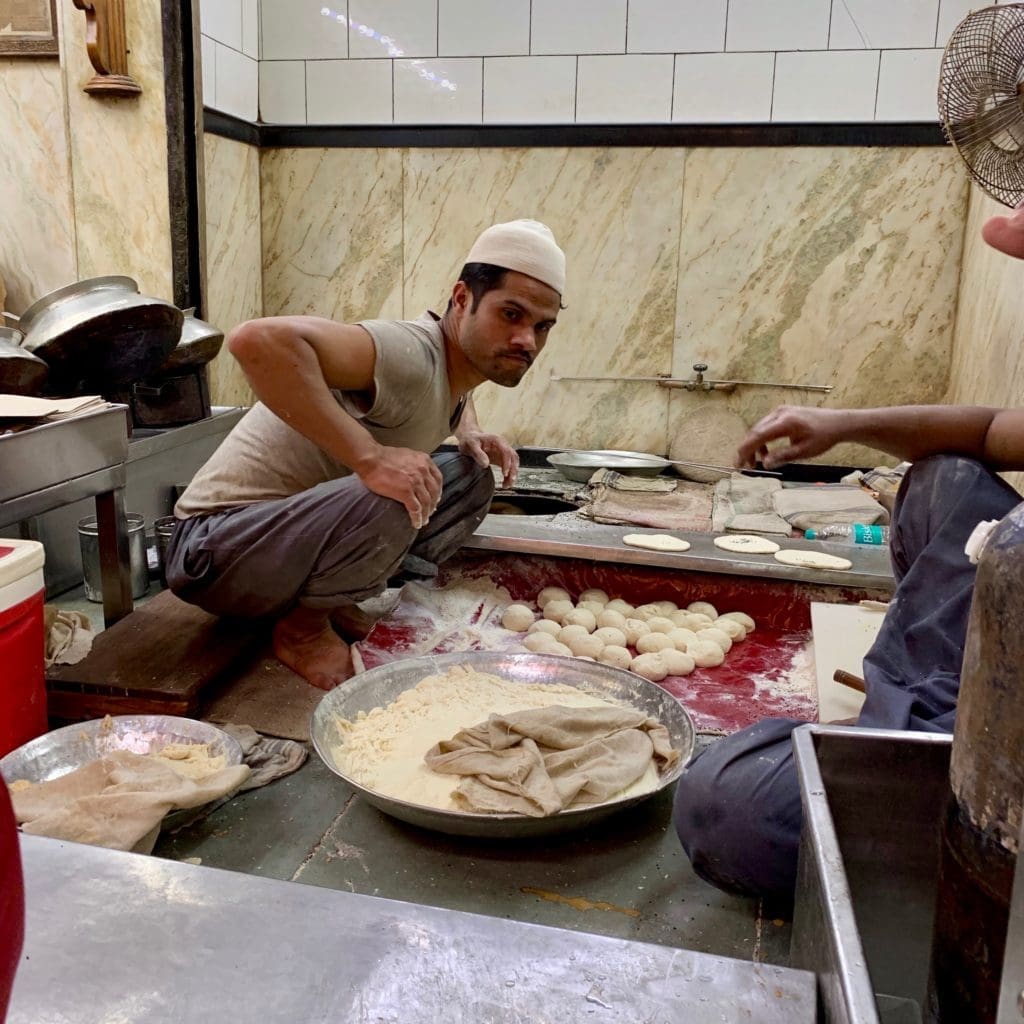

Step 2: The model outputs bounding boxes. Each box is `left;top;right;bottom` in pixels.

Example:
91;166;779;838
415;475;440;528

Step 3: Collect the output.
153;515;177;587
77;513;149;602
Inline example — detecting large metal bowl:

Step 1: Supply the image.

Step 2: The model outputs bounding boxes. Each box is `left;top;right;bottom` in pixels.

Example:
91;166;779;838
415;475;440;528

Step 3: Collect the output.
0;715;243;786
311;651;695;838
547;450;669;483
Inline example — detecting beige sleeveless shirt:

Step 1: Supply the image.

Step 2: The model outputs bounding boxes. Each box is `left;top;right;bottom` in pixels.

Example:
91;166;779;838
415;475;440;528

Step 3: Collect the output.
175;313;464;519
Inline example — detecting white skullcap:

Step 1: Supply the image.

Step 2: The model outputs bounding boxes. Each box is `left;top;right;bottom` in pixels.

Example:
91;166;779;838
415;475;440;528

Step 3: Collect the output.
465;219;566;295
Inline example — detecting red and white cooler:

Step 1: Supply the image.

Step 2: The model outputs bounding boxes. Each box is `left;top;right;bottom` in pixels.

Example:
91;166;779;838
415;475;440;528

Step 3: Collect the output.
0;539;46;759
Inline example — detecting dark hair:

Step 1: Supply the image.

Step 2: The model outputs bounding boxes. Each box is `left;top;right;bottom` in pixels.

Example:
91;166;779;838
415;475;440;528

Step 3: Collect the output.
446;262;508;314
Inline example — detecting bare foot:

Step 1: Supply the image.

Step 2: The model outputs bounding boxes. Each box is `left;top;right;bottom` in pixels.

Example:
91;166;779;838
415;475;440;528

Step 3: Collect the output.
329;603;379;642
272;606;353;690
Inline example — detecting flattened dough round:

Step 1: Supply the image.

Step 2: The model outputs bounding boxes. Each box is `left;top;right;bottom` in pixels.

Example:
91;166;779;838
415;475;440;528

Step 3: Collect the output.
713;534;781;555
622;533;691;552
774;549;853;571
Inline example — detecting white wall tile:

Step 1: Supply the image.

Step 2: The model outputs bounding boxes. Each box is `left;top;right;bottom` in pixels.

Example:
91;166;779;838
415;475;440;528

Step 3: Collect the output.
261;0;347;60
576;54;673;122
531;0;627;55
350;0;437;59
260;60;305;123
628;0;727;54
307;60;394;124
727;0;830;51
200;33;216;108
876;48;943;121
483;56;576;123
773;50;879;121
936;0;977;46
440;0;529;56
673;52;775;123
829;0;939;49
215;41;258;120
200;0;242;50
241;0;259;58
394;58;482;123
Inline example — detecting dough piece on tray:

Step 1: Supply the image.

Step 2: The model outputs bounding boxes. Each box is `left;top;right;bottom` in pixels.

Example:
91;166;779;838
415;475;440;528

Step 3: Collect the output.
623;533;691;552
501;604;535;631
579;588;610;605
597;645;632;670
774;549;853;571
713;534;781;555
543;599;575;623
527;619;561;637
661;648;696;676
720;611;756;633
537;587;570;608
597;609;628;631
630;653;668;681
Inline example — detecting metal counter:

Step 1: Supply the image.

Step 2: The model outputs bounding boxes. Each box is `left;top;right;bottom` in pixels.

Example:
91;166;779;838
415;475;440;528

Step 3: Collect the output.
9;835;817;1023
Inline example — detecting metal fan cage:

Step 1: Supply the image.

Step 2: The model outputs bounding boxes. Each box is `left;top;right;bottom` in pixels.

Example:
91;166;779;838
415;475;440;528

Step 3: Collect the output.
939;3;1024;206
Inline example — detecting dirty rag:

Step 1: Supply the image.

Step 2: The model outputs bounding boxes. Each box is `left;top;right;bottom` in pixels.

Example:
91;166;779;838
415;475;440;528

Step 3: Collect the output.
10;750;250;854
423;705;678;817
587;468;678;493
43;605;93;668
712;475;791;535
772;484;886;532
580;480;713;532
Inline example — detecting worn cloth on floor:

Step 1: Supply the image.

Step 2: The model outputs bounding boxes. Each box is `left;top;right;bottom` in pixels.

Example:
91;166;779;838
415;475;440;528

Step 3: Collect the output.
9;751;250;854
712;475;790;535
43;606;93;668
772;484;886;532
424;705;678;816
580;479;713;531
587;468;678;493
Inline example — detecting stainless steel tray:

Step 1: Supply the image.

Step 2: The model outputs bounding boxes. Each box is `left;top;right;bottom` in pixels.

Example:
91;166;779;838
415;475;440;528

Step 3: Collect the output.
546;449;668;482
311;651;695;838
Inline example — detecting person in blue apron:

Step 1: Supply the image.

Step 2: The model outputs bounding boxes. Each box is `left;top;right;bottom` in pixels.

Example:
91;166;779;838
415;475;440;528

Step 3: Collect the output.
673;202;1024;902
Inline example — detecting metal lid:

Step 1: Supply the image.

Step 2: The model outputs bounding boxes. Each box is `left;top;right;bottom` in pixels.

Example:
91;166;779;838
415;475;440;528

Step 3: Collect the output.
0;539;45;590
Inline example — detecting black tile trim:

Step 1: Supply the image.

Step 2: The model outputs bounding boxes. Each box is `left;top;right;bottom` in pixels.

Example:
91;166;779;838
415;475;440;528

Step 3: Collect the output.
203;111;946;147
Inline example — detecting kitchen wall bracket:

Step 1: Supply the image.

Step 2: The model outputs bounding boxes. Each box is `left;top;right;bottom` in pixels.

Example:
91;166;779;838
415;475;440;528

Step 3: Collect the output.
73;0;142;98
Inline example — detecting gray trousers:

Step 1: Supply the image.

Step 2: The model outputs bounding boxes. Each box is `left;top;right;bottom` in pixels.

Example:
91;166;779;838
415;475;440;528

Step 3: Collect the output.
673;455;1022;902
166;452;494;620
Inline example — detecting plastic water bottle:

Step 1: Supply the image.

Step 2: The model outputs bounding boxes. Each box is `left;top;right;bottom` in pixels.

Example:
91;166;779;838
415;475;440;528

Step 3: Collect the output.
804;523;890;544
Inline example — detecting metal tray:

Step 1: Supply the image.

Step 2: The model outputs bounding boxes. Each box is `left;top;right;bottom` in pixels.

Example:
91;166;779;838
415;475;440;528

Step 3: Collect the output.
0;715;243;785
311;651;695;838
547;449;668;483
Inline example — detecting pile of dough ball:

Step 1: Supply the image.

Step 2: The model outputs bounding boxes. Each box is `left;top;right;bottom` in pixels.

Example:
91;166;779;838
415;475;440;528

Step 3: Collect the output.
499;586;756;681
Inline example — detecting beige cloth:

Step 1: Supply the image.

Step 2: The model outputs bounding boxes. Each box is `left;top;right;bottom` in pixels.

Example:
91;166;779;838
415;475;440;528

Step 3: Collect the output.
10;751;250;853
587;468;678;493
580;480;713;531
43;605;93;668
712;474;791;535
772;484;886;532
175;313;464;518
424;705;678;817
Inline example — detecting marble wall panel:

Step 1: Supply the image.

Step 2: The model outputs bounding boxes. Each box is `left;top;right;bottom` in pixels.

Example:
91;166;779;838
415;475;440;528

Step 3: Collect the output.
260;148;404;323
402;147;685;451
668;147;969;468
59;0;174;300
203;134;263;407
0;59;77;314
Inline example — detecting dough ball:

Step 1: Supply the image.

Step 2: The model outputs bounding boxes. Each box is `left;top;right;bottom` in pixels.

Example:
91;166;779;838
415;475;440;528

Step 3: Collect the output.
501;604;535;631
597;645;633;670
645;616;677;635
687;601;719;620
630;653;668;681
593;626;627;648
596;608;627;631
537;587;571;609
558;624;591;647
562;608;597;632
605;598;635;616
669;609;703;629
523;632;558;652
567;633;604;659
666;628;698;651
636;632;675;654
720;611;756;633
547;641;574;658
633;603;663;621
527;619;561;637
661;648;696;676
577;600;606;618
543;599;575;623
688;640;725;667
576;655;596;662
713;617;746;641
697;627;733;654
622;618;652;646
688;613;714;628
653;600;678;614
579;588;610;606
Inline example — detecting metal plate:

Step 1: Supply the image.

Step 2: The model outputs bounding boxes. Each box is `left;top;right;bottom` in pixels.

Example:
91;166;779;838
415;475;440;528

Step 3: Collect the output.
547;449;668;482
0;715;243;785
311;651;695;838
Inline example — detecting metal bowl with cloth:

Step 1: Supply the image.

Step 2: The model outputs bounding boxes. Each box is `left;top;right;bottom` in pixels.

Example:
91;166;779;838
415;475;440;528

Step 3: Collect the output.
311;651;694;838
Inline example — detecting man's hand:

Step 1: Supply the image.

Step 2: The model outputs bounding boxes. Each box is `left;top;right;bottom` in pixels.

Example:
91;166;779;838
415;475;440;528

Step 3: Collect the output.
355;446;443;529
458;429;519;487
736;406;849;469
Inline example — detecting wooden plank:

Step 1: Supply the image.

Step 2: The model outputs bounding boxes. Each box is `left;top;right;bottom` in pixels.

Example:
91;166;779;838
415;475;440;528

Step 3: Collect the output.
47;690;194;722
46;590;260;702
